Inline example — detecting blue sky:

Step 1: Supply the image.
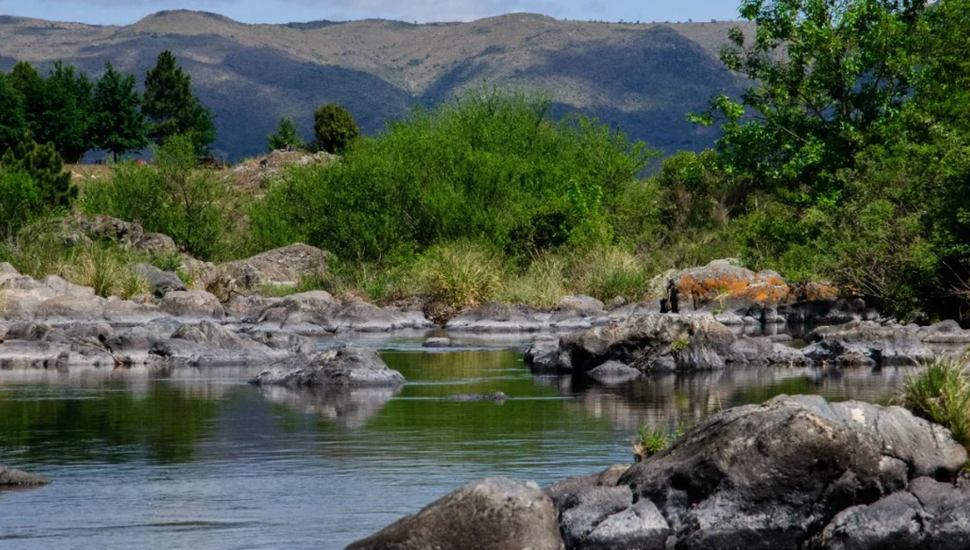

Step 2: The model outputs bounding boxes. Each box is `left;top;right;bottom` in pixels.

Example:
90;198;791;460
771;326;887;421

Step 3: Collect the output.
0;1;743;26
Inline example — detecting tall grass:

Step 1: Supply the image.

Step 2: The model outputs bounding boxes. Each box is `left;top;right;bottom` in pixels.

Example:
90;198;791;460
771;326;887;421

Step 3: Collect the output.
904;357;970;451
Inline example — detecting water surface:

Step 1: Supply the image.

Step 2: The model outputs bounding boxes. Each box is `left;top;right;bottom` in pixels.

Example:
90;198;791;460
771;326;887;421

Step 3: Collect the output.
0;337;912;549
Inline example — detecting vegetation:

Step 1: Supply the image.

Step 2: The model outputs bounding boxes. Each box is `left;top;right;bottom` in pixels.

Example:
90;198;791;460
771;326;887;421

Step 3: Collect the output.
634;424;684;462
312;103;360;154
904;358;970;452
92;62;147;161
267;117;304;151
143;51;217;154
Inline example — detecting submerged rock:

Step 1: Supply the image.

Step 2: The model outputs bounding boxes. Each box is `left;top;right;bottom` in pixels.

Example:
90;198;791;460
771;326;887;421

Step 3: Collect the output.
448;391;507;402
346;478;563;550
0;464;50;487
249;344;405;388
586;361;642;386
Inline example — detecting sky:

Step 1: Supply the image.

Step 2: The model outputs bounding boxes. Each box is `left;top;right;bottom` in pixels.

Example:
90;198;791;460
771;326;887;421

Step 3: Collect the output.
0;0;743;26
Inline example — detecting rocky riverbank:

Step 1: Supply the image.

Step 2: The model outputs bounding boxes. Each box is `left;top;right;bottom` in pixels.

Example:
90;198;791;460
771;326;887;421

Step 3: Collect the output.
347;395;970;550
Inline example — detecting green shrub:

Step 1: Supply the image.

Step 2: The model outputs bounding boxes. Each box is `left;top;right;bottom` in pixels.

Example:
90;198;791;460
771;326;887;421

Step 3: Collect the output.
497;253;569;308
0;170;42;238
568;247;652;302
313;103;359;154
0;139;76;211
412;241;504;309
267;117;304;151
904;357;970;450
634;424;684;462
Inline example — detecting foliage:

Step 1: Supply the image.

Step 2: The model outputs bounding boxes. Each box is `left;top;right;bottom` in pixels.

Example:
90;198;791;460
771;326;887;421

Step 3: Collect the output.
0;72;27;153
411;240;504;309
252;88;653;262
0;139;76;211
904;357;970;451
634;424;684;462
143;50;216;153
92;62;147;161
313;103;359;154
81;135;237;261
267;117;303;151
63;246;151;299
0;170;41;238
33;61;94;163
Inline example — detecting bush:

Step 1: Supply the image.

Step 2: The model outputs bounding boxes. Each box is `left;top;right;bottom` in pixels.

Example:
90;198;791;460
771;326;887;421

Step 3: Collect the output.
313;103;359;154
411;241;504;309
0;139;76;212
267;117;303;151
82;134;239;261
568;247;652;302
0;170;42;238
904;357;970;451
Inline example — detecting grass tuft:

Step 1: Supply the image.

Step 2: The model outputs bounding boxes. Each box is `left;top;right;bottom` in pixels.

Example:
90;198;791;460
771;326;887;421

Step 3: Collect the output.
633;424;684;462
904;357;970;451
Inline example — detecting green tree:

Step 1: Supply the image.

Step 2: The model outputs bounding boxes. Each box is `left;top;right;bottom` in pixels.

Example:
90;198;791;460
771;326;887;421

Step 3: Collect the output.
142;50;217;154
93;62;147;161
313;103;359;153
8;61;44;141
35;61;95;163
0;72;27;153
0;139;76;210
267;117;303;151
0;170;41;238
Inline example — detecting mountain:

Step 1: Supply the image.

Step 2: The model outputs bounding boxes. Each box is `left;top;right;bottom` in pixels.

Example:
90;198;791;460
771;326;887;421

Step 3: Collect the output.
0;11;752;161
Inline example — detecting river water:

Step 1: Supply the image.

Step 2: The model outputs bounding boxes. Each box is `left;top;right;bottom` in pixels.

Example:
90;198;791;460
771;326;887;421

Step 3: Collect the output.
0;334;913;549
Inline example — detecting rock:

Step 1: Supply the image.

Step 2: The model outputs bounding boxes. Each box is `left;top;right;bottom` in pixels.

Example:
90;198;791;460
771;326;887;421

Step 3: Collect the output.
34;293;105;321
446;302;545;332
553;313;809;375
0;464;50;487
448;391;507;402
612;395;967;550
803;321;935;367
130;263;186;297
423;337;452;348
216;243;328;291
346;478;564;550
657;259;790;315
245;329;316;355
149;320;274;366
158;290;224;320
525;336;571;374
133;232;177;254
255;385;398;429
249;344;405;388
586;361;642;385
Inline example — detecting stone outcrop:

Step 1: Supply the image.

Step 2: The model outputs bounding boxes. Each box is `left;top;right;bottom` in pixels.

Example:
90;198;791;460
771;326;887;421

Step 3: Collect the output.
249;344;405;388
346;478;564;550
213;243;328;291
526;313;810;377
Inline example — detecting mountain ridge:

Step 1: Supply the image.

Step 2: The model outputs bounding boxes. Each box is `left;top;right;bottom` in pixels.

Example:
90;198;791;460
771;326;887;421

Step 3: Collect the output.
0;11;752;160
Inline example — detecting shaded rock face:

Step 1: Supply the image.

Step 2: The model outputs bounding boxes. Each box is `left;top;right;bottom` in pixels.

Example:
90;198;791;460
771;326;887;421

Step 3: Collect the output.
346;477;564;550
586;361;642;386
215;243;328;291
0;464;50;487
249;344;405;388
611;395;967;550
804;321;968;367
548;313;809;376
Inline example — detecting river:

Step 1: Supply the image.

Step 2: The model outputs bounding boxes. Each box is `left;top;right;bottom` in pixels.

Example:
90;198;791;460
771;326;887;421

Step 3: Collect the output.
0;335;911;549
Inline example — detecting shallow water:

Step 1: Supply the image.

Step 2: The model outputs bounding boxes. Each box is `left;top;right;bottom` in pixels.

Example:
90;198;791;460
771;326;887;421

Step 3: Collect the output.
0;336;913;549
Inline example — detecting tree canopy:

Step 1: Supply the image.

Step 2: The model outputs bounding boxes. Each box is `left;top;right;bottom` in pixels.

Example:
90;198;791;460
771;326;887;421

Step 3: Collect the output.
143;50;216;154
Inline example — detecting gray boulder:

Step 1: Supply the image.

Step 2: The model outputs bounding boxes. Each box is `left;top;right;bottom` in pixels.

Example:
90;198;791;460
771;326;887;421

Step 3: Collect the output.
158;290;224;320
446;302;545;332
0;464;50;487
423;337;452;348
586;361;642;386
216;243;328;291
149;320;273;366
525;336;571;374
130;263;186;297
614;395;967;550
346;477;564;550
249;344;405;388
803;321;936;367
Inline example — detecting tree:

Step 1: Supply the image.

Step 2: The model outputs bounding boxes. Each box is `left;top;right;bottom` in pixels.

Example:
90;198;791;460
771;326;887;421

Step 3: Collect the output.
267;117;303;151
0;72;27;153
143;50;216;154
0;139;76;210
8;61;44;140
34;61;94;163
93;62;147;161
313;103;359;153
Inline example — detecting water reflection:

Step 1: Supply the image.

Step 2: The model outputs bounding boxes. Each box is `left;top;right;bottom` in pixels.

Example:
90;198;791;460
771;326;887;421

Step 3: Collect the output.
257;386;399;429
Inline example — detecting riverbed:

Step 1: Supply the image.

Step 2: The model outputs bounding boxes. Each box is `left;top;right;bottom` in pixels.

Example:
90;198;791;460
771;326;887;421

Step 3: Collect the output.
0;335;911;549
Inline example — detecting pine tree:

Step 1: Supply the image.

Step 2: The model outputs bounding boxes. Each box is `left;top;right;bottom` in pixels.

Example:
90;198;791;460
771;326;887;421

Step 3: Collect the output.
0;72;27;153
1;139;76;210
142;50;217;154
9;61;44;141
93;62;147;161
313;103;359;154
267;117;303;151
35;61;94;163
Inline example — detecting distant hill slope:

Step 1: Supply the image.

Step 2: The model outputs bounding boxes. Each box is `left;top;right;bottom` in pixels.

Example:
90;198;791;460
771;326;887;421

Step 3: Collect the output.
0;11;752;160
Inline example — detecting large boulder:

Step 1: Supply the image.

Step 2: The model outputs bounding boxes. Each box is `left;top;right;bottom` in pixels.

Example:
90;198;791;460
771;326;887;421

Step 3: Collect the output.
249;344;405;388
346;478;564;550
803;321;937;367
446;302;546;332
657;259;790;317
130;263;186;297
158;290;224;320
148;320;274;366
216;243;328;291
609;395;967;550
553;313;808;375
0;464;51;487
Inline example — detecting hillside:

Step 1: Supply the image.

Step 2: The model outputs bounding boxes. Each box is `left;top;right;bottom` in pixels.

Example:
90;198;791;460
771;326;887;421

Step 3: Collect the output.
0;11;752;160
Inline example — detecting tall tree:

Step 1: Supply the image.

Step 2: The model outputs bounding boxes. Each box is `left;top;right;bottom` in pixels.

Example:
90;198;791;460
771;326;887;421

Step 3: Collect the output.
1;139;76;210
8;61;44;141
93;62;147;161
313;103;359;154
35;61;94;163
142;50;216;154
0;72;28;153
